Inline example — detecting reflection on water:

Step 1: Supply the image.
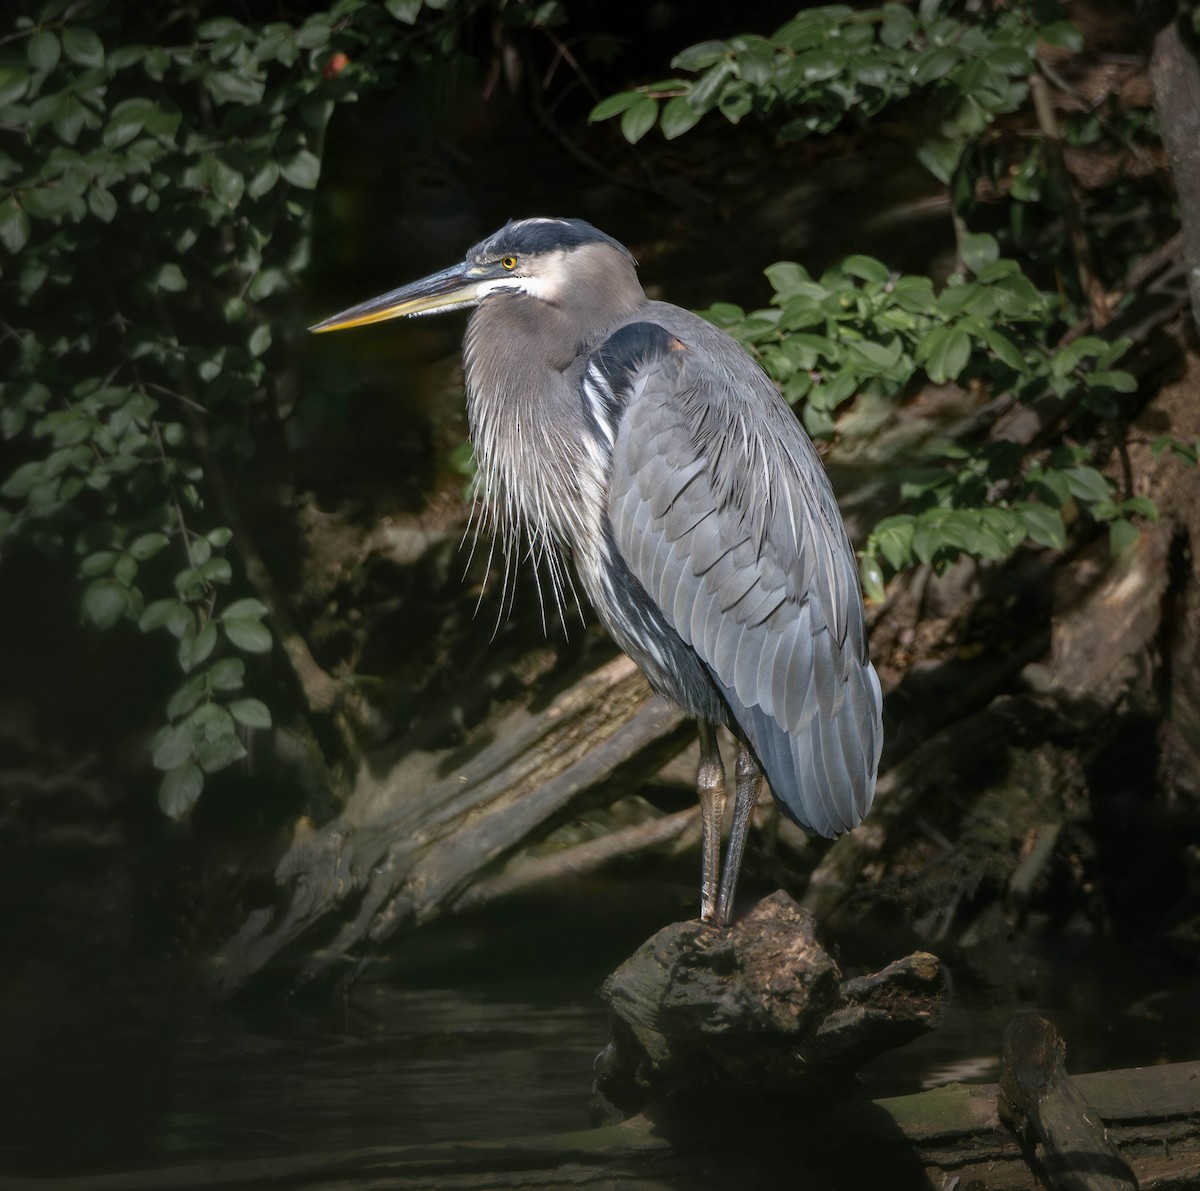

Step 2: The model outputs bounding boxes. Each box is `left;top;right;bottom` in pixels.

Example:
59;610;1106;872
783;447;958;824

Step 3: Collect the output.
2;973;607;1177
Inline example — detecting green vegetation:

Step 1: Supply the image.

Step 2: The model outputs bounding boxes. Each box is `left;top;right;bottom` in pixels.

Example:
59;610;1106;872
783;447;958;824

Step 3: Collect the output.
592;1;1193;598
2;0;1194;814
0;0;457;814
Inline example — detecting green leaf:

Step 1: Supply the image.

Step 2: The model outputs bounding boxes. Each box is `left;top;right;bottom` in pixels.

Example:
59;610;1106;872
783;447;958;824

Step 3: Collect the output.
129;531;169;560
201;557;233;584
83;579;127;629
139;598;192;637
248;324;271;357
1015;503;1067;550
207;71;265;106
1038;21;1083;51
859;554;885;604
224;617;272;652
0;196;31;254
1088;369;1137;393
982;326;1026;372
62;26;104;67
229;697;272;728
209;656;246;691
0;65;31;106
916;137;962;185
620;96;658;144
80;550;118;577
102;98;151;148
672;40;728;71
1108;518;1138;557
195;731;246;774
280;149;321;189
156;263;186;292
180;620;218;671
167;673;208;720
1061;466;1111;506
960;232;998;275
925;326;971;383
153;723;195;771
660;95;702;140
589;90;642;122
221;597;268;621
159;762;203;819
28;29;61;72
840;255;889;284
88;186;118;223
385;0;424;22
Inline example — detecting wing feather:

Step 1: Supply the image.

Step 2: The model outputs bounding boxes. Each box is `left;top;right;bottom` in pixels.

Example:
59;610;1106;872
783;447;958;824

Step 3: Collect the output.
596;310;883;837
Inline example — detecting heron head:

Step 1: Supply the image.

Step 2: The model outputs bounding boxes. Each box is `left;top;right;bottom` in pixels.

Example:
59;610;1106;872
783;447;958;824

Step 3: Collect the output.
310;217;640;333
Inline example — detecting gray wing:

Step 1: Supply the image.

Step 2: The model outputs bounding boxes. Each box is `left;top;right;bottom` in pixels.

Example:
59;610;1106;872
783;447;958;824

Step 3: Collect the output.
601;314;883;837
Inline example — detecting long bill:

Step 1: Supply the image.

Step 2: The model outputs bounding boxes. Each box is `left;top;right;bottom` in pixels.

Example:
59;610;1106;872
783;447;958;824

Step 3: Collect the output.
308;261;489;332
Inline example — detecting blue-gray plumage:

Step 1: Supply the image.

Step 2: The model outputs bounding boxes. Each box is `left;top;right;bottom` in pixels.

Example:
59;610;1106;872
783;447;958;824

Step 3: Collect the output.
311;217;883;925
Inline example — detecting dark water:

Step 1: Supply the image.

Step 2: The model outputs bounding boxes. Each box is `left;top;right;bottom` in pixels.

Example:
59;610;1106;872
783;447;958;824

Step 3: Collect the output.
3;876;1197;1182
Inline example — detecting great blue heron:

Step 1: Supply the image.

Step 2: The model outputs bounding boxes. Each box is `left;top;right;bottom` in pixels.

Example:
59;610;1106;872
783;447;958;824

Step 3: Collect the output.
312;217;882;926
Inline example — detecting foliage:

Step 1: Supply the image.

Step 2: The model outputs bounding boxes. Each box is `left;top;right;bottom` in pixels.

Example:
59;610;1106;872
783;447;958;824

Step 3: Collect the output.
701;240;1146;597
0;0;459;816
592;0;1170;599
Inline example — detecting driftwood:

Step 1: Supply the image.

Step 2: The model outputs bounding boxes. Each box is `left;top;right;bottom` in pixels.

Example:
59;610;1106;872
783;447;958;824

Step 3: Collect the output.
210;656;692;996
999;1014;1137;1191
594;890;947;1116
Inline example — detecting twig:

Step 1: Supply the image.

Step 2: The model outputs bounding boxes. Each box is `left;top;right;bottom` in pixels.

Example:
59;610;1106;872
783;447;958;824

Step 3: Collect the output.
1029;73;1109;327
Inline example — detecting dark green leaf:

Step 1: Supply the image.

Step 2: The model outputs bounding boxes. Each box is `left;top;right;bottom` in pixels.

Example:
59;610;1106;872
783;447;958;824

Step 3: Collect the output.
0;66;31;106
87;186;117;222
960;232;998;274
201;557;233;584
385;0;423;22
159;762;203;819
1061;465;1110;506
209;656;245;691
672;40;728;71
130;531;169;560
156;263;186;292
167;674;207;720
1015;503;1067;550
280;149;320;189
222;597;268;621
660;95;702;139
1108;517;1138;556
1038;21;1083;51
229;697;272;728
139;598;186;633
207;71;265;105
153;723;194;770
224;617;272;652
28;29;61;72
248;324;271;357
916;137;962;185
83;578;127;628
590;90;642;122
195;731;246;774
62;26;104;67
80;550;118;577
0;196;31;254
620;96;658;144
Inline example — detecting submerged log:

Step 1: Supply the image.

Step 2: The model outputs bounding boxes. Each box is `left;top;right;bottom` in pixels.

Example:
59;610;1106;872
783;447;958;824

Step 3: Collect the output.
999;1013;1138;1191
594;890;947;1116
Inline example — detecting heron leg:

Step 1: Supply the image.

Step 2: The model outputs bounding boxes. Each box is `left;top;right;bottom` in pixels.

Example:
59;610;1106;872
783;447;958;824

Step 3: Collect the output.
715;742;762;927
696;721;726;923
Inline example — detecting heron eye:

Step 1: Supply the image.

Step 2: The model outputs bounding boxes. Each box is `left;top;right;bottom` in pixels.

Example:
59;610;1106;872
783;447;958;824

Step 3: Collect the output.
501;256;518;271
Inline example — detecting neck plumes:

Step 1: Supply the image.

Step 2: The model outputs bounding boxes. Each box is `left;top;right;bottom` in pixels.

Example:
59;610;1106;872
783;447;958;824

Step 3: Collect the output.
462;245;644;624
